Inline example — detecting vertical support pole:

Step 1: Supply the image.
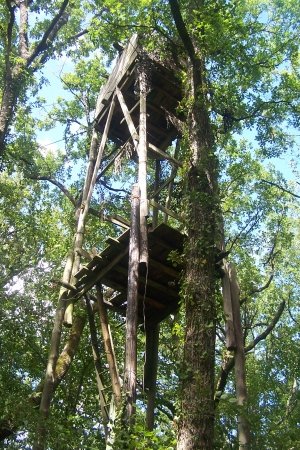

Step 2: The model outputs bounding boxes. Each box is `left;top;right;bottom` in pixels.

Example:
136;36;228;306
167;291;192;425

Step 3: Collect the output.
124;184;140;423
64;96;116;327
222;263;236;350
228;264;250;449
144;324;160;430
152;160;161;229
164;139;180;223
138;68;148;264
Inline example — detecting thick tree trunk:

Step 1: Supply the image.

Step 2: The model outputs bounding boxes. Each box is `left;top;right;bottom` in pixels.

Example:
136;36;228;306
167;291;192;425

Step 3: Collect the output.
177;69;219;450
167;2;219;447
0;71;16;155
176;55;218;450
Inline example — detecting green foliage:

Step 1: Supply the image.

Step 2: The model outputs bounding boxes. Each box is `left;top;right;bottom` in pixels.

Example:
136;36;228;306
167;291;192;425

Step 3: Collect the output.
0;0;300;448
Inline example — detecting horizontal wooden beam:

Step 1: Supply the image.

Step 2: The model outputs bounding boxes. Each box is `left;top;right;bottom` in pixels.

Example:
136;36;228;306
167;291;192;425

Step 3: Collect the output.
113;264;178;299
148;142;182;167
149;200;183;222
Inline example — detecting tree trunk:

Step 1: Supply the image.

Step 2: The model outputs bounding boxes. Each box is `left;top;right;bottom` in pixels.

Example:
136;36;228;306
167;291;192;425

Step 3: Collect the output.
168;2;220;448
177;106;218;449
0;70;16;155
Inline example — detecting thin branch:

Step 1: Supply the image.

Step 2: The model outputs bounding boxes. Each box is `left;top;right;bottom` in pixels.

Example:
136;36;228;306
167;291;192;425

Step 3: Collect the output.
215;300;285;406
28;174;77;206
260;179;300;199
100;180;130;195
245;300;285;353
241;273;274;307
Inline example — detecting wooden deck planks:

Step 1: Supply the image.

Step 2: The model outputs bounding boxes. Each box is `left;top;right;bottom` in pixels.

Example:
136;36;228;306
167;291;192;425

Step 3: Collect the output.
74;224;184;325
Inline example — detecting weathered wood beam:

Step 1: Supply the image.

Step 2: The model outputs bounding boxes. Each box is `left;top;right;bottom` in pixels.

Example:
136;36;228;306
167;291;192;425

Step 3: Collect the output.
96;287;122;408
144;325;160;430
116;87;139;148
120;99;140;125
222;263;236;350
124;184;140;423
153;160;160;228
149;200;183;222
148;142;182;167
139;69;149;264
85;296;109;433
228;263;250;448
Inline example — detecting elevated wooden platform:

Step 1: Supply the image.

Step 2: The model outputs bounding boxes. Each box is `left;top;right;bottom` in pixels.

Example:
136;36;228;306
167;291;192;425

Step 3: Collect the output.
74;223;184;326
95;34;182;155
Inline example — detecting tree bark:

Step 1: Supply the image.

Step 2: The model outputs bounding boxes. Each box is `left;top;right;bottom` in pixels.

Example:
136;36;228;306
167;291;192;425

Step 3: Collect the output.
168;2;219;449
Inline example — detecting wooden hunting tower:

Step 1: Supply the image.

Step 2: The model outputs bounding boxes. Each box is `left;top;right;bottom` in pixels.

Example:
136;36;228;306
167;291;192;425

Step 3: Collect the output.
74;34;184;324
70;34;184;428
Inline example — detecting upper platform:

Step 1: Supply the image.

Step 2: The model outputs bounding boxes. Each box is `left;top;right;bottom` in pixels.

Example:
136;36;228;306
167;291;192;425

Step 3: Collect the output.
94;34;182;154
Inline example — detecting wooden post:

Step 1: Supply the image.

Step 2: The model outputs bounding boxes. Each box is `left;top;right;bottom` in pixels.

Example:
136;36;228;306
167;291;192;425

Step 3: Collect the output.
228;263;250;449
63;96;116;327
222;262;236;350
138;69;148;264
144;324;159;430
152;160;160;229
164;139;180;223
96;286;122;406
85;296;109;434
124;184;140;423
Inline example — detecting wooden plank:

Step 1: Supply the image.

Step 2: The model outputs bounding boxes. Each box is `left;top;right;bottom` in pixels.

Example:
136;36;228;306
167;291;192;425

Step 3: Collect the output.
95;34;139;120
120;100;140;125
148;257;180;279
149;200;183;222
106;237;121;246
112;265;178;299
73;247;129;299
87;255;103;270
74;266;91;279
116;88;139;144
148;142;182;167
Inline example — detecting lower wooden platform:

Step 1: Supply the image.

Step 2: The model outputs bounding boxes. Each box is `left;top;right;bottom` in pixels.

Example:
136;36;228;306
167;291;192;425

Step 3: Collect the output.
74;223;184;326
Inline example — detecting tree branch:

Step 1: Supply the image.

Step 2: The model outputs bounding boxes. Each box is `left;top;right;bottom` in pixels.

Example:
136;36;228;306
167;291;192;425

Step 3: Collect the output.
168;0;196;63
215;300;285;406
28;175;77;206
245;300;285;353
27;0;70;67
260;179;300;199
